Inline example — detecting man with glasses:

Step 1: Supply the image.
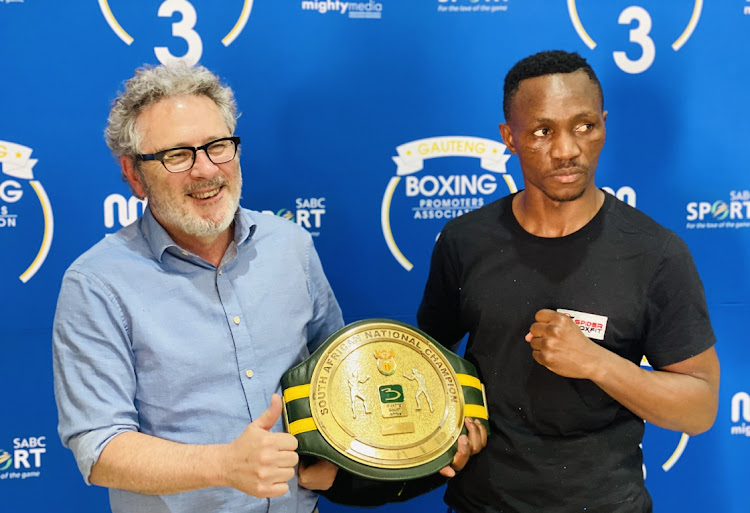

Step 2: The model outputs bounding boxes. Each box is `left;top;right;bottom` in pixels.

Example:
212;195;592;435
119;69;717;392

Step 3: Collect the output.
52;64;344;513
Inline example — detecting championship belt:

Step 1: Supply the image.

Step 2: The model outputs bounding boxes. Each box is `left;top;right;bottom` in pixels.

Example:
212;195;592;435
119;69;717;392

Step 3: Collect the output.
281;319;489;481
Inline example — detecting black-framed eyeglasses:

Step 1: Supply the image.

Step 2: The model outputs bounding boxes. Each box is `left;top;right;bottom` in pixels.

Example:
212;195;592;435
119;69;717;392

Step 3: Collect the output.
137;136;241;173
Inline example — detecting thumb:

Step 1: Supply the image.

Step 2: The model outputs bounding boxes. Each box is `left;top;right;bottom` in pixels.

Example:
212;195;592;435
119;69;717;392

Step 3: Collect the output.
252;393;283;431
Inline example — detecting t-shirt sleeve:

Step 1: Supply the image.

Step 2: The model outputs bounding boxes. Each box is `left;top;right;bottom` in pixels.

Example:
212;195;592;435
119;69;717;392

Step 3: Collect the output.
417;230;467;351
643;233;716;368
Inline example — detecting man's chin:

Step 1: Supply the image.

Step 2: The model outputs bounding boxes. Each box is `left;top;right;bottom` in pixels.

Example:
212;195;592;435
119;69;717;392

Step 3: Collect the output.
184;216;235;237
542;188;587;203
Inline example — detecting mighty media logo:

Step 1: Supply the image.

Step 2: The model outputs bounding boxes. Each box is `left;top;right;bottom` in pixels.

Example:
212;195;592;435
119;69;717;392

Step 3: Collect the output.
731;391;750;437
0;140;54;282
104;193;147;233
301;0;383;19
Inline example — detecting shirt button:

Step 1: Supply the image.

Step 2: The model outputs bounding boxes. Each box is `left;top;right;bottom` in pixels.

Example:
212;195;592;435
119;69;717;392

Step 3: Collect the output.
245;369;253;378
181;251;188;256
218;269;223;275
233;316;241;325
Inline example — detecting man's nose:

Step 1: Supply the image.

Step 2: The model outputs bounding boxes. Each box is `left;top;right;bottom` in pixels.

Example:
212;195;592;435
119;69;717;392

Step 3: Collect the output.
189;149;220;178
550;131;582;161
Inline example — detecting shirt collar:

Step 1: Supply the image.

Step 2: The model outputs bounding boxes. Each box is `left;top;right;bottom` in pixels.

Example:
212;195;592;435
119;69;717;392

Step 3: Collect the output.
141;207;257;263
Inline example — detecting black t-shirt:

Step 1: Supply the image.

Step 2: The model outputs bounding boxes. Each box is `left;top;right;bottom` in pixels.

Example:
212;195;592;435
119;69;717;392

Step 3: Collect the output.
417;192;715;513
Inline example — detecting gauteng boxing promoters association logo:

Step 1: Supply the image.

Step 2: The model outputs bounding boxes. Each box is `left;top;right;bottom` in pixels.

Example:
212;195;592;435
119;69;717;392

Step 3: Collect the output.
0;140;54;283
99;0;253;66
686;190;750;230
382;136;515;271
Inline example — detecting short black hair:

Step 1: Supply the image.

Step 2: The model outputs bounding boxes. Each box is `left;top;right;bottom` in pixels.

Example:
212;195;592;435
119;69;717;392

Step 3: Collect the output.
503;50;603;120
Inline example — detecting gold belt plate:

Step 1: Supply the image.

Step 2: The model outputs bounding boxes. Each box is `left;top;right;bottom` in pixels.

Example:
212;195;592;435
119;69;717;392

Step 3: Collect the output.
309;320;464;469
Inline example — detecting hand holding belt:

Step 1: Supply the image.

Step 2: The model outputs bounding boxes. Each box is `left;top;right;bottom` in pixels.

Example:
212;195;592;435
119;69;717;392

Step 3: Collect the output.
282;319;489;481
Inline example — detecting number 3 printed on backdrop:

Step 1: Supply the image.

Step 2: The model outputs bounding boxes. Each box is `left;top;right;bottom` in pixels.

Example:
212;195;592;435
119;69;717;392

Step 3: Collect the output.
567;0;703;74
99;0;253;65
613;6;654;74
155;0;203;66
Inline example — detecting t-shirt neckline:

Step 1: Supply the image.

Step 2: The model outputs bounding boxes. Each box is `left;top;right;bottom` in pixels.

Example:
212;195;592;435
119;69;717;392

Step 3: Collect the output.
503;189;613;244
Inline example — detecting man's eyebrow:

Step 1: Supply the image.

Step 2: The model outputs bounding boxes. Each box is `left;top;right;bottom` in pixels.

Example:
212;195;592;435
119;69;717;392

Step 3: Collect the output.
530;112;600;124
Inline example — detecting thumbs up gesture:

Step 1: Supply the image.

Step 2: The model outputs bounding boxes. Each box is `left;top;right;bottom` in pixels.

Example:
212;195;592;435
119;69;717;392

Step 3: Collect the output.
221;394;300;498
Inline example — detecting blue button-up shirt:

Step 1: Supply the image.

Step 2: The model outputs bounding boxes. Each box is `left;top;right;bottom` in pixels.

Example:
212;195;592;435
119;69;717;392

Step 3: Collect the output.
53;207;344;513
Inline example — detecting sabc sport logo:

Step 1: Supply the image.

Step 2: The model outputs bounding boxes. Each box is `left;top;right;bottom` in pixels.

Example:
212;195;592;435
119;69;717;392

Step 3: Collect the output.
0;140;54;283
381;136;515;271
99;0;253;66
262;197;327;237
0;436;47;481
685;190;750;230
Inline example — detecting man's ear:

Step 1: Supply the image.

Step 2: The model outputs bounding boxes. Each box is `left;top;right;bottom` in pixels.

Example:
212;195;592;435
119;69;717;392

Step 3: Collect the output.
121;156;147;199
498;123;517;155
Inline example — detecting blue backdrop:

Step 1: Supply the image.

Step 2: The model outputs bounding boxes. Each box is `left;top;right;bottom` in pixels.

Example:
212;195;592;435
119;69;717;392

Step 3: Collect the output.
1;1;748;511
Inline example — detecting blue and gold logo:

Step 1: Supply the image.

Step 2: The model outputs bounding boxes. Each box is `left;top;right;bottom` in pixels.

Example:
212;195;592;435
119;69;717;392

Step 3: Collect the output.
0;140;53;283
381;136;515;271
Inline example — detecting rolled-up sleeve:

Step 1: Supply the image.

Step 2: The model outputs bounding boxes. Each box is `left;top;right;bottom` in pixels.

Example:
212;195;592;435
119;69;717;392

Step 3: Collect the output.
52;269;139;484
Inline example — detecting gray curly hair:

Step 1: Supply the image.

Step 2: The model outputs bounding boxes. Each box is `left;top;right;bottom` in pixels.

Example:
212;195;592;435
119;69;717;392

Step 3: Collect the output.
105;63;238;158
